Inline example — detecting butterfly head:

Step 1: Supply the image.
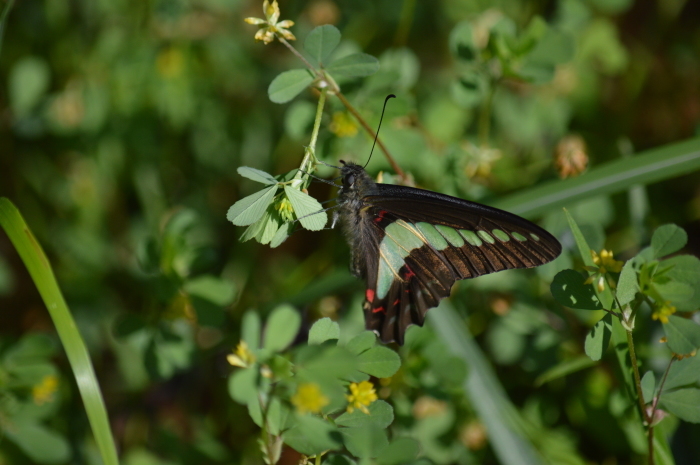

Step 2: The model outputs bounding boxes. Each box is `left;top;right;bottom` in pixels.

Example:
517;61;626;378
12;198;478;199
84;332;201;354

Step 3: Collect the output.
338;160;376;197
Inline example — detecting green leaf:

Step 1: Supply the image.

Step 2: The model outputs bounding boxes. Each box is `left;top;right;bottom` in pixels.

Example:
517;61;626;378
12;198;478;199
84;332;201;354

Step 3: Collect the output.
267;398;293;436
227;185;278;226
283;414;342;455
551;269;602;310
228;366;258;404
284;186;327;230
345;331;377;355
652;224;688;258
304;25;341;66
335;400;393;429
184;275;236;306
659;388;700;423
655;281;694;305
270;222;293;248
449;21;477;61
9;56;50;117
665;255;700;310
664;356;700;391
376;437;420;465
5;421;70;463
241;310;261;349
263;304;301;352
664;315;700;355
237;166;278;185
617;260;639;306
585;313;614;361
268;69;314;104
341;424;389;459
641;371;656;401
308;317;340;345
326;53;379;78
357;346;400;378
451;71;487;108
534;356;596;386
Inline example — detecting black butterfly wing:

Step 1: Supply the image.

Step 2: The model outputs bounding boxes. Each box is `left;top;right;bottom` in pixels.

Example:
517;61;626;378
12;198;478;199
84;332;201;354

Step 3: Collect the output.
359;184;561;344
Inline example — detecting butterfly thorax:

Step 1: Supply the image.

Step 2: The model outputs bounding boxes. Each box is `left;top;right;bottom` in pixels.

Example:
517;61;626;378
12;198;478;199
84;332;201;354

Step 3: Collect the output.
337;162;380;279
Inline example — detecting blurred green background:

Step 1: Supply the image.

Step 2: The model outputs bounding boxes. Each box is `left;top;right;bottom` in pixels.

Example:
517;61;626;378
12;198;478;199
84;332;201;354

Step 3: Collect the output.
1;0;700;463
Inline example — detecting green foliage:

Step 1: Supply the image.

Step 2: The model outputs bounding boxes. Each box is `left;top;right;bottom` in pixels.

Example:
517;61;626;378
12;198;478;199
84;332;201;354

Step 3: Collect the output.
3;0;700;463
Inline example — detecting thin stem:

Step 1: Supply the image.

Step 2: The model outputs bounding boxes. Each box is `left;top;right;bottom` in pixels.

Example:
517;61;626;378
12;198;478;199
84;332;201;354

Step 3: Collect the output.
334;92;407;181
278;36;319;76
258;393;276;464
626;329;649;425
652;356;676;412
315;453;322;465
293;88;328;187
477;78;496;147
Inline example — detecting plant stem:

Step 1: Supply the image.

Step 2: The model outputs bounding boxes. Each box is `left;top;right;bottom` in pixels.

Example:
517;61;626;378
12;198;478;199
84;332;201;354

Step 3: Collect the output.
293;87;328;187
477;79;496;147
625;328;654;465
278;36;318;75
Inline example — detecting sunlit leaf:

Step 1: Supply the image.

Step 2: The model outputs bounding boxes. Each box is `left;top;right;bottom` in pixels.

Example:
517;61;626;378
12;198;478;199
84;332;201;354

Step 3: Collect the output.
641;371;656;401
376;437;420;465
227;185;278;226
268;69;314;104
283;414;341;455
357;347;400;378
652;224;687;258
263;304;301;352
345;331;377;355
304;24;340;66
659;388;700;423
284;185;327;230
326;53;379;78
341;424;389;459
237;166;278;185
308;317;340;345
335;400;393;429
664;315;700;355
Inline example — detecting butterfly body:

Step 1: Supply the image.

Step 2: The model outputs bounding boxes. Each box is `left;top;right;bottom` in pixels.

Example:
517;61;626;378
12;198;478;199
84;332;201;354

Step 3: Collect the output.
337;161;561;345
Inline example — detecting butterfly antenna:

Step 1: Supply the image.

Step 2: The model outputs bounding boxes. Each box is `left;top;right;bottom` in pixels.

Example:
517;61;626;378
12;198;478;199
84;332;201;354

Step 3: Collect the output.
363;94;396;169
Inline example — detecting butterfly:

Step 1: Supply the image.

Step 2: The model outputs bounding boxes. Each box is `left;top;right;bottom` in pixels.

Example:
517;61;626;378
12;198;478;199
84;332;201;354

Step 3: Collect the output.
335;161;562;345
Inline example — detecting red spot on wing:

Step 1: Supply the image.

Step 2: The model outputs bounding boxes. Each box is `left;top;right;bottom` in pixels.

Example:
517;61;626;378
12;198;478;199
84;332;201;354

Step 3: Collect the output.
392;298;400;306
403;264;416;279
366;289;375;302
372;306;386;314
373;210;388;224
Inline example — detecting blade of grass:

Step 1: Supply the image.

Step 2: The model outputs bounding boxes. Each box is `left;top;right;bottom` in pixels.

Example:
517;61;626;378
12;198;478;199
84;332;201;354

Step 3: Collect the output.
428;301;544;465
492;137;700;217
0;198;119;465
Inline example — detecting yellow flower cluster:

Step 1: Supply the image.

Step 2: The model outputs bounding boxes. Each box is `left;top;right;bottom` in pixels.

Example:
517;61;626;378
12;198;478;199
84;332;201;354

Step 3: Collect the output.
652;302;676;324
244;1;295;45
292;383;329;414
346;380;378;414
330;112;358;138
32;375;59;405
227;341;257;368
591;249;624;274
276;197;295;222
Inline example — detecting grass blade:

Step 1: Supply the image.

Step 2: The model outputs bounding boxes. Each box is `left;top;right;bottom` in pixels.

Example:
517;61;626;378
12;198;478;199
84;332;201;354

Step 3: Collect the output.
493;137;700;217
0;198;119;465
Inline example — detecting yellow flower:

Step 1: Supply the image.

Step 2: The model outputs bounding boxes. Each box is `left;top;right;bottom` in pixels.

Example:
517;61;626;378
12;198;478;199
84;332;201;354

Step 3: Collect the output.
461;142;502;179
227;341;256;368
584;249;624;292
591;249;624;273
276;196;295;222
330;112;358;138
291;383;329;414
32;375;59;405
346;380;377;414
244;0;296;44
652;302;676;324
